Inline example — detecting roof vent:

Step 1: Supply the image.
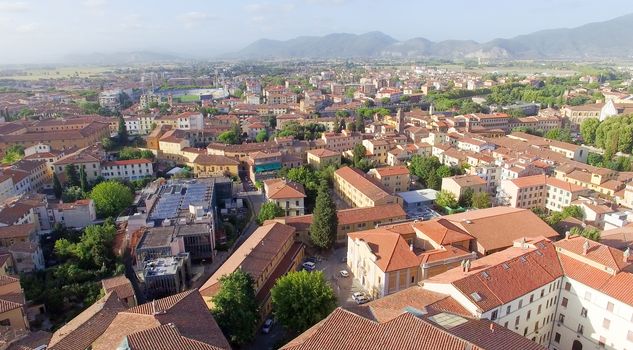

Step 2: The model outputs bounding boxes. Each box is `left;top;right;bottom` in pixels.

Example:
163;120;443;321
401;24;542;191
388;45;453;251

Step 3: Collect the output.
470;292;482;302
465;220;473;224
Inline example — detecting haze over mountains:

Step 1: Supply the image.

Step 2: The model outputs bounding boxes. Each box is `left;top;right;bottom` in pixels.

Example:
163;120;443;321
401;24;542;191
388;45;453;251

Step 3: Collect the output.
231;13;633;60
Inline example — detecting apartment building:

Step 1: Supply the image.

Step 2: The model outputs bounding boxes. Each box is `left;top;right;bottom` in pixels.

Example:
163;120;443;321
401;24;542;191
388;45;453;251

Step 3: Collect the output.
561;104;603;126
441;174;487;200
142;253;191;300
277;203;406;244
47;199;97;229
320;130;363;153
248;151;282;183
263;178;306;216
306;148;341;169
101;159;154;181
333;166;401;208
0;275;29;342
423;237;563;348
367;166;410;194
200;222;305;318
362;139;390;165
347;220;475;298
191;154;240;178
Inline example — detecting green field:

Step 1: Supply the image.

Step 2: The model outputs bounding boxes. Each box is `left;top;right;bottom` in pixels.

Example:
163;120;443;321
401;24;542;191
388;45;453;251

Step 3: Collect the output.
177;94;200;102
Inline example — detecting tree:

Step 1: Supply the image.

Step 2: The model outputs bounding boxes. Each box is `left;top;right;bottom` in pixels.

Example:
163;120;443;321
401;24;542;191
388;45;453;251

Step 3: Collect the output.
544;128;572;143
79;166;88;192
218;130;239;145
62;186;87;203
65;164;80;187
54;220;117;269
1;144;24;164
471;192;491;209
399;95;410;103
580;118;600;145
255;129;268;142
435;165;453;179
211;270;259;345
354;114;363;132
459;188;474;208
570;227;601;241
117;115;128;145
352;144;367;167
271;270;337;334
380;97;391;105
435;190;458;209
90;181;133;218
101;137;115;151
408;155;443;190
53;173;63;199
310;181;338;250
257;202;285;224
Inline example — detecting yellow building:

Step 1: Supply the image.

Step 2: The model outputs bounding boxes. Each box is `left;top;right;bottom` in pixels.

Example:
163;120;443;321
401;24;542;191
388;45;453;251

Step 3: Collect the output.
333;166;401;208
191;154;240;178
367;166;410;194
0;275;29;337
306;148;341;169
441;174;487;200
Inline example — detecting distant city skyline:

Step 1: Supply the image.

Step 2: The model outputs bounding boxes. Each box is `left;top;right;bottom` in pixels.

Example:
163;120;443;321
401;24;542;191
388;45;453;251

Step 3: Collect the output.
1;0;633;64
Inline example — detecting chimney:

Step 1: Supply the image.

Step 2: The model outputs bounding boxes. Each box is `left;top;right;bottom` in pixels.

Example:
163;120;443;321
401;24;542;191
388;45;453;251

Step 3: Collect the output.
582;240;590;256
409;243;414;251
464;259;471;273
489;323;495;333
624;247;631;263
565;231;570;240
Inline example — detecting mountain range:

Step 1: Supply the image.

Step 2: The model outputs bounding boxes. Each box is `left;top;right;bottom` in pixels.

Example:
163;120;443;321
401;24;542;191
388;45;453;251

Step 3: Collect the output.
230;13;633;60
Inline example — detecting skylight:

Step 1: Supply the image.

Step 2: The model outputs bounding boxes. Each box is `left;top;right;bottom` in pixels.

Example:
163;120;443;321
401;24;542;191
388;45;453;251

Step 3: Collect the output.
471;292;482;302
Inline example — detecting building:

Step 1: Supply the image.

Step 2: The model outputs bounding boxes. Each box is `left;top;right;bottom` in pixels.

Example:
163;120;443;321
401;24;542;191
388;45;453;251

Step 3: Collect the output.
320;130;363;153
498;175;588;211
89;290;230;350
47;292;128;350
47;199;97;228
278;203;406;244
441;174;487;200
281;305;546;350
306;148;341;169
423;237;563;348
7;241;44;273
247;151;282;183
333;166;401;208
142;253;191;300
200;222;305;318
367;166;410;194
191;154;240;178
101;275;137;307
101;159;154;181
397;189;439;210
0;275;29;343
263;178;307;216
99;89;122;111
347;220;475;298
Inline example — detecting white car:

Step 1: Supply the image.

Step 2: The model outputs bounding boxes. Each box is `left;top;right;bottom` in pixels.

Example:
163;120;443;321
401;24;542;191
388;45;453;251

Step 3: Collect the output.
351;292;365;301
302;261;316;271
339;270;349;278
355;295;370;304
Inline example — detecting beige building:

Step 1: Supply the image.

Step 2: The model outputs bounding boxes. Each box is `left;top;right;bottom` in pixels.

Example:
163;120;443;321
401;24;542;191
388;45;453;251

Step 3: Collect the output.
320;130;363;153
0;275;29;341
200;222;305;318
191;154;240;178
277;203;407;244
367;166;410;194
347;219;475;298
306;148;341;169
441;174;487;200
263;179;307;216
333;166;401;208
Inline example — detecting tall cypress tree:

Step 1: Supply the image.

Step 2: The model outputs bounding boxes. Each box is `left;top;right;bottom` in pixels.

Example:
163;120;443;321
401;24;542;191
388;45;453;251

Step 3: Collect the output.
64;164;80;187
117;115;128;145
79;166;88;192
310;180;338;250
53;173;63;199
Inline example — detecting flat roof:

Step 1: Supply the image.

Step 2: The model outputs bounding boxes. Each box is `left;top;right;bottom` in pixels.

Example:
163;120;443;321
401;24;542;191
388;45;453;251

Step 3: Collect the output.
397;189;438;203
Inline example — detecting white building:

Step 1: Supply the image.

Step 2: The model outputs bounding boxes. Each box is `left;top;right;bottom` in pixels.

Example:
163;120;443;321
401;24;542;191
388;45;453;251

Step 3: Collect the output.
101;159;154;181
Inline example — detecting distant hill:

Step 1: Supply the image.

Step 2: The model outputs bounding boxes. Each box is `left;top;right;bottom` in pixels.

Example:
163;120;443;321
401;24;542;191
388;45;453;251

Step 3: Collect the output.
62;51;182;65
230;13;633;59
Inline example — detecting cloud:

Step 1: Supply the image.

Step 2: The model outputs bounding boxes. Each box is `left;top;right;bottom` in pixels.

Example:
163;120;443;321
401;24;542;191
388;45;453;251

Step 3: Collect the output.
15;22;37;33
0;1;30;12
304;0;348;5
245;2;295;14
119;14;145;30
82;0;106;8
177;11;213;29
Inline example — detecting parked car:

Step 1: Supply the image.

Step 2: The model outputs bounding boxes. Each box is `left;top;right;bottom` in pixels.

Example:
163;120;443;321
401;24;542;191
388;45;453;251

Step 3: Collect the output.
305;257;317;264
262;318;274;334
351;292;365;301
339;270;349;278
355;295;370;304
302;261;316;271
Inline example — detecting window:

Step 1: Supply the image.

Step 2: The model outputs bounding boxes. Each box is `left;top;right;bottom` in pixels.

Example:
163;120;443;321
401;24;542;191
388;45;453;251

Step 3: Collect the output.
537;305;542;314
529;294;534;303
561;297;568;307
558;314;565;324
554;333;561;343
519;300;523;308
580;307;588;318
527;310;531;320
0;319;10;326
577;324;584;335
506;305;511;314
515;315;520;327
603;318;610;330
607;302;614;312
491;310;498;321
540;289;544;298
599;336;606;348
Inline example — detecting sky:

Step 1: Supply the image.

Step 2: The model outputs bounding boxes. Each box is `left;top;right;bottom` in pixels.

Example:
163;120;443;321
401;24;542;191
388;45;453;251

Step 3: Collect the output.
1;0;633;64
